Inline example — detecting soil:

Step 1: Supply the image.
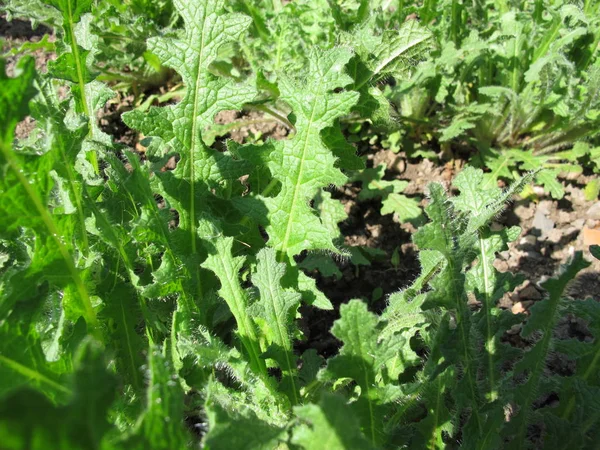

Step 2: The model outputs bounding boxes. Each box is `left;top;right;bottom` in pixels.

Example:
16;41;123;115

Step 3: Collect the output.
299;148;600;356
1;15;54;76
2;15;55;141
3;13;599;440
214;109;291;143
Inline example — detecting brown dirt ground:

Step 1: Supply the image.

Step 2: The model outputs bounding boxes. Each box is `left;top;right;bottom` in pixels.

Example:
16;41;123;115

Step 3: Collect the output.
1;15;55;140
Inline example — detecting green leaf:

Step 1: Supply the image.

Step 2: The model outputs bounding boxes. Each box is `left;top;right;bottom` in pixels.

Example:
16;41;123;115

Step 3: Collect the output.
381;193;423;224
100;281;146;393
381;293;427;341
291;393;374;450
439;117;476;142
118;342;190;450
1;0;61;25
0;57;37;141
321;126;364;170
355;164;423;224
204;393;286;450
0;59;100;337
409;170;534;443
346;19;434;124
450;167;500;215
122;0;257;255
292;268;334;310
0;286;71;403
413;183;455;255
258;47;358;258
199;217;266;377
536;169;564;199
299;253;342;280
252;248;301;404
313;190;347;244
584;178;600;201
43;0;114;176
369;20;435;81
0;339;116;450
321;300;398;447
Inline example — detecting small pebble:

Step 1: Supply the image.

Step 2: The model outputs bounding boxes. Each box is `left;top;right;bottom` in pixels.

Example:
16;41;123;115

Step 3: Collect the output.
587;203;600;220
525;250;544;261
520;235;537;248
564;171;582;181
557;211;572;224
507;324;523;334
546;228;563;244
533;206;555;236
519;284;542;300
512;302;526;314
515;204;535;221
494;260;509;272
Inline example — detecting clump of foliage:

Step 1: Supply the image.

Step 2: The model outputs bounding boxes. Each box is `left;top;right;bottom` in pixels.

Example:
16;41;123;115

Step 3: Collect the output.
385;0;600;198
1;0;178;96
1;0;599;449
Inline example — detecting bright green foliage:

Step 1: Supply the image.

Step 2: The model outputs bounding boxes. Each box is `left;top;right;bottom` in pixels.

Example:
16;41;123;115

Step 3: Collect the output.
387;0;600;196
43;0;116;173
122;0;257;254
0;0;60;27
353;164;423;225
231;45;362;308
524;251;600;450
291;393;375;450
199;218;266;377
252;248;302;404
0;58;37;141
0;339;115;450
120;0;261;331
204;396;286;450
1;1;599;449
89;0;178;93
2;0;176;94
226;0;338;74
238;47;358;259
298;190;384;281
345;19;434;125
380;168;534;448
0;58;101;342
505;253;590;448
321;300;402;446
117;343;190;450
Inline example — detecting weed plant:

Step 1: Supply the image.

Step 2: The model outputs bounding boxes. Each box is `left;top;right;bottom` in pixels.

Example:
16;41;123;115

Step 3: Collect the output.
0;0;598;449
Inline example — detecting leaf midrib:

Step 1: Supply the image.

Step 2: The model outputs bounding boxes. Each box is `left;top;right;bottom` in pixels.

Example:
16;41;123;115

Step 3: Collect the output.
65;0;99;174
66;1;89;117
371;24;431;83
479;234;497;401
278;78;323;261
0;141;100;338
215;251;266;376
188;16;208;254
349;311;376;445
0;353;71;395
263;264;299;404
